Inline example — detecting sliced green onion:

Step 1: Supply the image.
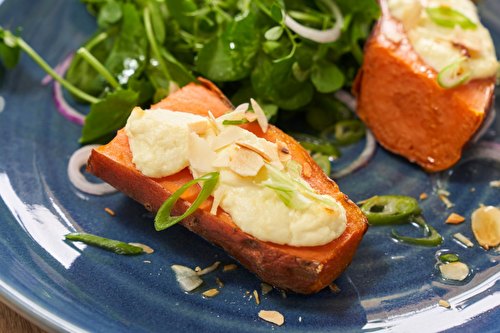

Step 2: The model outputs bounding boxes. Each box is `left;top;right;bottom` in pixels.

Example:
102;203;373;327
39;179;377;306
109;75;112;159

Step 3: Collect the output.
321;119;366;146
361;195;421;225
65;232;143;255
392;216;443;246
426;7;477;30
261;164;335;209
440;254;459;263
437;57;472;89
284;160;302;180
155;172;220;231
222;119;249;125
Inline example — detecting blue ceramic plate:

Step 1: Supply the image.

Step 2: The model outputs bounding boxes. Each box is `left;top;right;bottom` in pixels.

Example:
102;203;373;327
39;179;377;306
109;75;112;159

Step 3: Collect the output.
1;1;500;332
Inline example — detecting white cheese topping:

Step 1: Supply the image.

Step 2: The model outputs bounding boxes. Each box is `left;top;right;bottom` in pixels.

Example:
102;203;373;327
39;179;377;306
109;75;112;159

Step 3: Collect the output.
125;108;347;247
387;0;499;80
125;109;207;178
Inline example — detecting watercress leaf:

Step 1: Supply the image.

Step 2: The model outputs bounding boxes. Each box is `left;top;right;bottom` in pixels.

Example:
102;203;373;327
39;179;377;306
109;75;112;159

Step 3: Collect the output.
310;59;344;93
164;0;197;32
0;30;21;69
80;88;139;144
104;3;148;85
270;3;283;23
251;53;313;110
262;40;288;59
292;61;310;82
98;0;123;25
264;26;283;41
153;87;169;104
66;29;116;103
148;0;166;44
196;11;260;82
160;47;197;87
128;76;155;106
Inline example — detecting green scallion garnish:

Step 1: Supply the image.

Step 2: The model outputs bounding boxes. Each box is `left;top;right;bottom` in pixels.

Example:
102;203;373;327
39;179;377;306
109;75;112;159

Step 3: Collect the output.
155;172;220;231
426;7;477;30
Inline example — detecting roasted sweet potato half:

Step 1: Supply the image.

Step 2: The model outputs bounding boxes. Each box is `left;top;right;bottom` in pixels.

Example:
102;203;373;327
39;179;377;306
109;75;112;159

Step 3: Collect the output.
353;0;496;172
87;79;369;294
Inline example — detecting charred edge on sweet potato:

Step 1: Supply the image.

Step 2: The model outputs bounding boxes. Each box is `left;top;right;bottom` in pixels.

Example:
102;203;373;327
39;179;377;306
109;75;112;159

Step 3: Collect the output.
87;79;369;294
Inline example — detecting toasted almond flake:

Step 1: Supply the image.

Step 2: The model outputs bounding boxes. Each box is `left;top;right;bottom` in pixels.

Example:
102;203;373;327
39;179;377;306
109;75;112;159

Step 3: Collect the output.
385;31;403;43
210;186;225;215
229;148;264;177
261;283;273;295
234;103;249;113
245;291;251;295
419;193;428;200
202;289;220;298
216;110;246;126
250;98;268;133
439;194;455;209
207;111;221;134
454;233;474;247
439;300;451;308
437;189;451;196
356;195;378;205
211;126;242;151
187;120;208;134
439;262;470;281
490;180;500;188
235;140;273;161
446;213;465;224
328;283;340;292
303;162;312;177
258;310;284;326
262;141;284;170
212;151;230;168
104;207;115;216
215;277;224;287
129;243;154;254
188;133;217;172
471;205;500;250
244;111;259;122
171;265;203;292
253;290;260;305
223;264;237;272
196;261;221;276
143;260;151;263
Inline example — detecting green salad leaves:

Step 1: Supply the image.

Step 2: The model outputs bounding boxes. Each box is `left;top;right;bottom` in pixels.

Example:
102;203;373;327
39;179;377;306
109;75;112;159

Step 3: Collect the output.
0;0;379;149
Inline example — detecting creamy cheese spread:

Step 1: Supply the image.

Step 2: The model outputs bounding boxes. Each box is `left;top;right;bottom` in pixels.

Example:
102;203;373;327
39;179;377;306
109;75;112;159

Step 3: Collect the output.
387;0;499;80
125;108;347;247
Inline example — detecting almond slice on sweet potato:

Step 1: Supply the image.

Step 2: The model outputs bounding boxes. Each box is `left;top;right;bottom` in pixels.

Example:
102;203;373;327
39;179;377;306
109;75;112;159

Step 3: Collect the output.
87;79;369;294
353;0;496;172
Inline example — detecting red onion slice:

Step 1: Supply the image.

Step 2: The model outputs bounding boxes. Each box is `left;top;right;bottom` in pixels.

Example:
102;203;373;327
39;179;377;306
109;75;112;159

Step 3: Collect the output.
283;0;343;44
331;129;377;179
68;145;117;195
334;89;357;112
53;81;86;125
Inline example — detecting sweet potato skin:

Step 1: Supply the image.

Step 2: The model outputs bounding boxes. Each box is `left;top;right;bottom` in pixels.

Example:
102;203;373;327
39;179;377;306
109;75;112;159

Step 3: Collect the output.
88;80;369;294
353;1;496;172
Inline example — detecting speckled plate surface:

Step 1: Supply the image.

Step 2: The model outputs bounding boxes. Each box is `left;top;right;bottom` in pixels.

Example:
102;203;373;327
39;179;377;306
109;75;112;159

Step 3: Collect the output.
1;1;500;332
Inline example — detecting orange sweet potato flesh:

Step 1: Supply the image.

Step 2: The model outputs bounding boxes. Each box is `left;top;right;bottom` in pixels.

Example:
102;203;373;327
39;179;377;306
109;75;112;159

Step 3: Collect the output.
353;0;496;172
87;79;369;294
